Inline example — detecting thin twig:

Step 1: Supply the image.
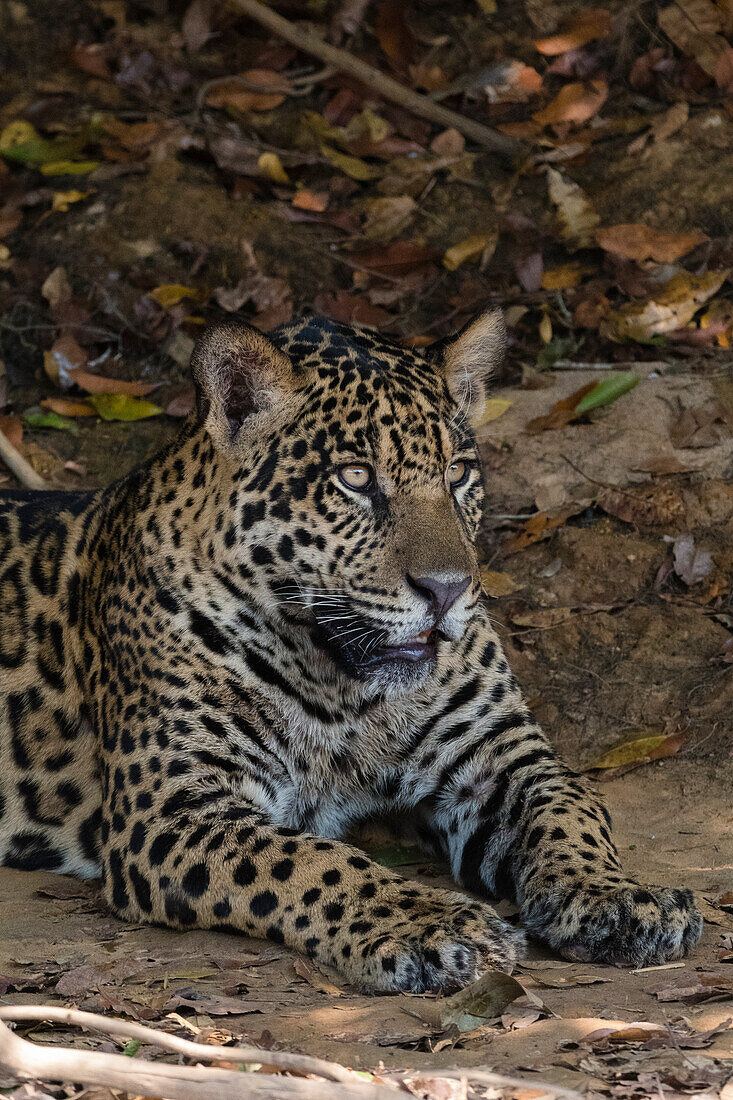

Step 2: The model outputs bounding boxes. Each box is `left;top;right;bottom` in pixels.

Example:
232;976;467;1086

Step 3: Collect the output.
0;427;47;489
227;0;519;158
0;1007;357;1083
560;454;650;502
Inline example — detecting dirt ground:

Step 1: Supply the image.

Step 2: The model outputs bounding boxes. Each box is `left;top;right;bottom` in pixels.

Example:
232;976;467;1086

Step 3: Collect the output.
1;0;732;1096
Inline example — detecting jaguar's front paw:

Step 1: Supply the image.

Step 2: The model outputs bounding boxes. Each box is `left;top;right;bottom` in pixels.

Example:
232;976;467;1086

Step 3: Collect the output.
343;886;525;993
550;884;702;967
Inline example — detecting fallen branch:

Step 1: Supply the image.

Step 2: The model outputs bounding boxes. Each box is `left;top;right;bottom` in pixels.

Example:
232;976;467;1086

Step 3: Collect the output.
0;427;47;489
227;0;518;159
0;1018;395;1100
0;1006;357;1083
0;1007;583;1100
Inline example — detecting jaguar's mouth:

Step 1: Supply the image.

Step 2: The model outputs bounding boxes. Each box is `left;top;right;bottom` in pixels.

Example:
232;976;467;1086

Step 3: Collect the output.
368;628;440;663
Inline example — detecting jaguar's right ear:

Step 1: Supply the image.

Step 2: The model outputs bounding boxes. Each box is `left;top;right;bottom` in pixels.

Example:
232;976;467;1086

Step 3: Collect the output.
190;321;296;449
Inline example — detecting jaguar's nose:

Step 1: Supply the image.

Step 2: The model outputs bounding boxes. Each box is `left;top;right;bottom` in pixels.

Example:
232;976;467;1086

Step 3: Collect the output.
406;573;471;620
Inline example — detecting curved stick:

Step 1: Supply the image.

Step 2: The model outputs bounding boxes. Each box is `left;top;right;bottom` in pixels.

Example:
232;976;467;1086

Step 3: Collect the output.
228;0;518;159
0;427;46;489
0;1006;357;1083
0;1018;395;1100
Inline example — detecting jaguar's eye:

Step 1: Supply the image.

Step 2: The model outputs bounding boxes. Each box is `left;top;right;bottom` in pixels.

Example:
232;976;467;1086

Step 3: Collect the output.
338;464;374;492
446;460;471;489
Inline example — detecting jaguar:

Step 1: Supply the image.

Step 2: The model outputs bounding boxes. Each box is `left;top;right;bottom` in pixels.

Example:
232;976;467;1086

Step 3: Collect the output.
0;310;701;991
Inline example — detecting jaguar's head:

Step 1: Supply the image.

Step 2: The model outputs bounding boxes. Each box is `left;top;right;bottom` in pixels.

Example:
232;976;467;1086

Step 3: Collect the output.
191;311;504;693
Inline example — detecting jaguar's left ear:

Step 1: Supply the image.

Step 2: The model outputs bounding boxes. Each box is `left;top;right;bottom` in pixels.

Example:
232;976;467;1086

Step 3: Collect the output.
434;308;506;426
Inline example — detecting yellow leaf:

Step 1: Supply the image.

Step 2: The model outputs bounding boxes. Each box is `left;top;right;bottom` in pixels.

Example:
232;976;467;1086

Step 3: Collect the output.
257;152;290;183
443;230;498;271
475;0;497;11
0;120;38;151
480;569;520;597
586;731;685;770
52;190;90;212
539;312;553;344
148;284;201;308
88;394;162;421
477;397;512;424
39;160;100;176
541;262;595;290
321;144;377;180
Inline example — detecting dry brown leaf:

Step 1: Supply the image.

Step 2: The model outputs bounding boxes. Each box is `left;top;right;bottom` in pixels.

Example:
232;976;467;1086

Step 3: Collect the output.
525;382;597;433
292;957;343;996
632;454;689;475
43;335;87;387
350;240;436;275
292;190;329;212
205;70;289;112
440;970;527;1030
181;0;213;52
586;731;686;772
535;8;611;55
505;504;585;552
596;224;708;262
374;0;414;67
480;569;519;597
361;196;417;241
601;270;728;341
0;413;23;448
430;128;465;155
533;80;608;127
313;292;390;327
101;118;166;151
582;1023;668;1044
669;401;731;448
484;59;544;103
658;0;728;76
71;42;112;81
655;973;733;1003
601;484;685;526
70;369;160;397
651;101;689;143
0;209;21;237
547;169;599;249
41;266;72;307
41;397;95;417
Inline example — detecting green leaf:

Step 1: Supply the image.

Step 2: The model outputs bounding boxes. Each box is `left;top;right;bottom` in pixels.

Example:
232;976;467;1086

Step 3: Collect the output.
24;409;78;434
123;1039;141;1057
88;394;162;421
574;372;638;414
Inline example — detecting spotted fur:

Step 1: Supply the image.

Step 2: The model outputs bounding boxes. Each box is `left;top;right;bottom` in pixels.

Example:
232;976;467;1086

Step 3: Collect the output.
0;312;701;991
